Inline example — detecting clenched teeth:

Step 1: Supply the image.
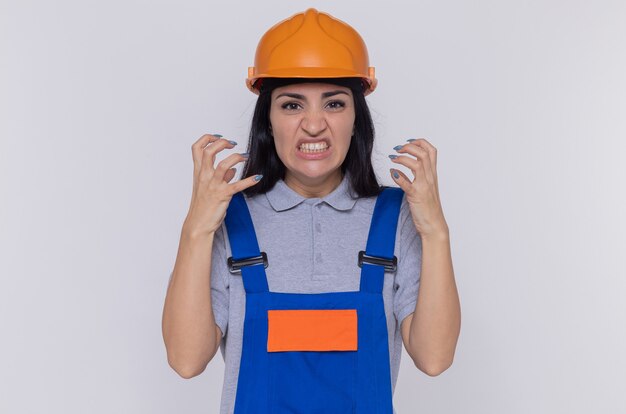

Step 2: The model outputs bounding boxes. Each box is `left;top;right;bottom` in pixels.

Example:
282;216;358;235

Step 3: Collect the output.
299;142;329;152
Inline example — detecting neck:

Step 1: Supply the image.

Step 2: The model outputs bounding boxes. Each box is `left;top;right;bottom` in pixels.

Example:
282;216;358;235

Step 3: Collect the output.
284;170;343;198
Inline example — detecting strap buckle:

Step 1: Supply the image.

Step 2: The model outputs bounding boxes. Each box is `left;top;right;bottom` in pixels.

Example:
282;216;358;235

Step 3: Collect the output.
358;250;397;272
227;252;268;275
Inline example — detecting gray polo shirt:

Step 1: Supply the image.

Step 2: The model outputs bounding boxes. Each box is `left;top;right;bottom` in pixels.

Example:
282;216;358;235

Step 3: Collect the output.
208;174;422;414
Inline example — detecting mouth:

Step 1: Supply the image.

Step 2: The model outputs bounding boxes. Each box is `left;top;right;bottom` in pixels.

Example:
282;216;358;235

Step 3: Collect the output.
297;139;330;154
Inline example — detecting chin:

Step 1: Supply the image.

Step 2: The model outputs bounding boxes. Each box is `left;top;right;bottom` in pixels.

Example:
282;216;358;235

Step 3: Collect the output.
289;165;342;182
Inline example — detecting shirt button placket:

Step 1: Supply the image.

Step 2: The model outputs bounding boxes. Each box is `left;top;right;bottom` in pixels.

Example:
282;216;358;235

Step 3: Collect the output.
313;203;323;274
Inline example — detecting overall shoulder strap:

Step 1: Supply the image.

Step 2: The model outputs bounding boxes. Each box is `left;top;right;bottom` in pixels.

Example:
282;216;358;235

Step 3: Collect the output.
360;187;405;293
224;192;269;293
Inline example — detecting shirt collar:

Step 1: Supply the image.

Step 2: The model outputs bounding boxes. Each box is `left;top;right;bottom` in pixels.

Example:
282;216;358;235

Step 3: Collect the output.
265;173;358;212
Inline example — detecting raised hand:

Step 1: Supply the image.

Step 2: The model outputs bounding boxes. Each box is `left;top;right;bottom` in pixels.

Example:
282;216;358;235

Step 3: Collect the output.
389;138;448;238
184;133;262;237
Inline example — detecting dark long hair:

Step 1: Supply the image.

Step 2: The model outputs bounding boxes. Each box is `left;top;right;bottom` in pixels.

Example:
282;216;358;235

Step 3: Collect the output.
241;77;382;198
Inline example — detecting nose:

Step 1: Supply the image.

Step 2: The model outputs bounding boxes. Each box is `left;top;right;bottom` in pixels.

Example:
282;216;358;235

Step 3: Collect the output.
300;109;327;136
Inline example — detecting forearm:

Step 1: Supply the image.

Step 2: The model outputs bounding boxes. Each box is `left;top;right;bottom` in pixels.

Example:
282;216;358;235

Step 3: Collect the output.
162;225;220;378
408;229;461;374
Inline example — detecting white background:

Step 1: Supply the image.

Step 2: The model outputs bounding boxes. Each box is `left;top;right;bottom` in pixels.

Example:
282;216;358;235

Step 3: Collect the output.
1;0;625;413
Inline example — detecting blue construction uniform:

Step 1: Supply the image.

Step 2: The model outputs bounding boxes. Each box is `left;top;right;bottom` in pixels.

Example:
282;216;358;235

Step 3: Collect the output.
224;187;404;413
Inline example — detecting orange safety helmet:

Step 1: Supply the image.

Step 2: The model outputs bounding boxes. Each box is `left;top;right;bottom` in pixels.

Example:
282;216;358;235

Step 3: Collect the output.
246;8;377;96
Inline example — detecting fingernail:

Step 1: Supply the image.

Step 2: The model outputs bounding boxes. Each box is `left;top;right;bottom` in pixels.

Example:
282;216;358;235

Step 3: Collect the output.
240;152;249;158
393;145;403;151
228;140;237;145
388;154;398;159
392;170;400;179
212;133;223;137
254;174;263;181
406;138;416;142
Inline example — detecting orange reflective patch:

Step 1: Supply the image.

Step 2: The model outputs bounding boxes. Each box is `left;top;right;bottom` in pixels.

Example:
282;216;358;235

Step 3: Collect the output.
267;309;358;352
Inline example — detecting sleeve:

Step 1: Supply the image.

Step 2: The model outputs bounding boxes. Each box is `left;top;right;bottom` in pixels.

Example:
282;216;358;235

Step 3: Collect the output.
393;196;423;325
210;224;230;338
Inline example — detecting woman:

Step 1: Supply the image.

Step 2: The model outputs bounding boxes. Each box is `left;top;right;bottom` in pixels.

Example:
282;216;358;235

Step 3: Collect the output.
162;8;460;414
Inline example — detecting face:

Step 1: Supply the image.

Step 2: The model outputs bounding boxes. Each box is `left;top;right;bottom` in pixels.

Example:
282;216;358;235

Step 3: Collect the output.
269;82;355;187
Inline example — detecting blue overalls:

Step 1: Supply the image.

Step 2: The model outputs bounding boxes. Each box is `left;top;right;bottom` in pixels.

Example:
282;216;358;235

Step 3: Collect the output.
224;187;404;414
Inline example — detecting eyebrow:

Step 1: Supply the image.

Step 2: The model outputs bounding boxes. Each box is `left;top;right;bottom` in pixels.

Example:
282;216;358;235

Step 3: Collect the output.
274;90;350;100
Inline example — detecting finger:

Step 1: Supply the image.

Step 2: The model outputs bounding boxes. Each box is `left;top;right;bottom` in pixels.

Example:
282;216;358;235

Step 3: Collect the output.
389;154;426;182
407;138;437;170
224;168;236;183
389;168;413;193
395;143;435;186
228;174;263;194
201;138;238;173
214;152;249;181
192;133;222;173
408;139;439;190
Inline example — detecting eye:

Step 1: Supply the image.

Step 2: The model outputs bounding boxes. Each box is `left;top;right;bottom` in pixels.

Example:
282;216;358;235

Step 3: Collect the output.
326;100;346;110
281;102;302;111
